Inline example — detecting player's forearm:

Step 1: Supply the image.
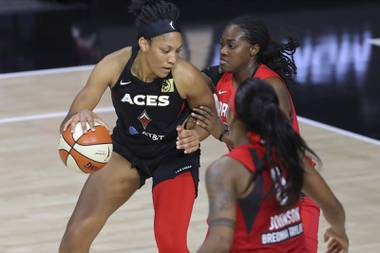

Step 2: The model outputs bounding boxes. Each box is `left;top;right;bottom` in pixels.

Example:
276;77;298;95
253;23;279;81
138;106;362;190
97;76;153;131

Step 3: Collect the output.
197;236;231;253
195;125;210;141
183;115;209;141
60;90;101;129
322;197;346;233
219;130;234;148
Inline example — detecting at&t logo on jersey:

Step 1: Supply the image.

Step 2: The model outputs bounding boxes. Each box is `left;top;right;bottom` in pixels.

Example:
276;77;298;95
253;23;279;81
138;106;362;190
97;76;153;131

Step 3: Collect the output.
121;93;170;106
142;131;165;141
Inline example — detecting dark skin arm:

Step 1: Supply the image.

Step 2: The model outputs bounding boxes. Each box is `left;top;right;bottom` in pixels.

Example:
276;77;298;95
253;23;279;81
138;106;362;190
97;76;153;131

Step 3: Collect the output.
197;157;252;253
199;154;348;253
191;106;234;147
191;76;291;146
265;77;292;120
303;158;349;253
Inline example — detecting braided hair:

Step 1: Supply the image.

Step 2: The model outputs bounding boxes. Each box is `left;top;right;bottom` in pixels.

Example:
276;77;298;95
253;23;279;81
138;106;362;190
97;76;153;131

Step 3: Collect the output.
228;16;299;86
129;0;180;28
235;79;319;208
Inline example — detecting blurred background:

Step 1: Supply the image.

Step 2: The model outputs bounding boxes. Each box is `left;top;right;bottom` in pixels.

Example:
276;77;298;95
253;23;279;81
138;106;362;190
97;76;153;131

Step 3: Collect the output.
0;0;379;139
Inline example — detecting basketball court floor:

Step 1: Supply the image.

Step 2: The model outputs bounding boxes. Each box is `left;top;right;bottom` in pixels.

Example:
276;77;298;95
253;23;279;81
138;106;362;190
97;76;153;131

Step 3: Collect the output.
0;67;379;253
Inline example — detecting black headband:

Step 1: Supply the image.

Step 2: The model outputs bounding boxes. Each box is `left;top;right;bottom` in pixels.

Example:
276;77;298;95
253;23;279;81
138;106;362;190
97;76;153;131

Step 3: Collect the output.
137;19;180;39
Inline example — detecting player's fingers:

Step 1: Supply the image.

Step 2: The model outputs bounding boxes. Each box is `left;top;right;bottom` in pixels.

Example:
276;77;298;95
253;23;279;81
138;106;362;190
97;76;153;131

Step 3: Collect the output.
195;120;209;130
191;112;209;122
181;134;198;144
176;125;183;133
177;131;198;149
192;108;211;118
88;116;96;131
327;238;336;249
79;113;90;133
70;119;80;133
179;129;196;139
183;141;200;154
184;146;199;154
176;136;190;148
327;239;340;253
199;105;212;114
63;117;73;132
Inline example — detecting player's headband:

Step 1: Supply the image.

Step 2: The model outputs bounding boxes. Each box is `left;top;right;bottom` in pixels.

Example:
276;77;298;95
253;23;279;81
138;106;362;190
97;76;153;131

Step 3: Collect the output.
137;19;180;39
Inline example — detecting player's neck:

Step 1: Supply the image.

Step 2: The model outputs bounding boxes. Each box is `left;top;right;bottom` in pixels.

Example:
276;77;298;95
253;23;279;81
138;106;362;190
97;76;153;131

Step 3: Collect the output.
132;52;157;83
232;62;258;85
230;127;251;147
233;135;251;147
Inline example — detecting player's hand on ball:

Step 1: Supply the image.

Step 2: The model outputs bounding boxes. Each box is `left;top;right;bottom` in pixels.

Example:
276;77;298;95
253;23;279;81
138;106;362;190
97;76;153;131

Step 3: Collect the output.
62;109;109;133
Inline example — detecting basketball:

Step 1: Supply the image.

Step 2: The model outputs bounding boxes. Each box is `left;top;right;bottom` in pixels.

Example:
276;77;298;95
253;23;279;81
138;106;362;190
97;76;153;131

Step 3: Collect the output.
58;122;113;173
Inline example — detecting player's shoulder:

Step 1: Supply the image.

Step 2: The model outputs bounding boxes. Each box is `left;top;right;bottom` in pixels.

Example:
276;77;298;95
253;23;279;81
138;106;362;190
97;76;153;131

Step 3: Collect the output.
100;47;132;69
206;156;245;182
172;58;202;80
205;156;252;196
93;47;132;82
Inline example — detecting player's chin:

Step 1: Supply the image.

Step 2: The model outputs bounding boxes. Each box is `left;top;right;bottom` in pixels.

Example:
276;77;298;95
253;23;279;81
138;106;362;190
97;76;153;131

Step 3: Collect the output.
220;62;232;72
157;67;171;78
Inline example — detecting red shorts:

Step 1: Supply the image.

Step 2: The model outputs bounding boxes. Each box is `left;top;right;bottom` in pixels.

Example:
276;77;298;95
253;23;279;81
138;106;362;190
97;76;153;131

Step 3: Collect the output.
301;194;320;253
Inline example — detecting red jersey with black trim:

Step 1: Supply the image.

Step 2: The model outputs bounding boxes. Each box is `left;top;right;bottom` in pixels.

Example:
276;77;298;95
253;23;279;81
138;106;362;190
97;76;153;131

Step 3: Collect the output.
227;143;307;252
215;64;300;133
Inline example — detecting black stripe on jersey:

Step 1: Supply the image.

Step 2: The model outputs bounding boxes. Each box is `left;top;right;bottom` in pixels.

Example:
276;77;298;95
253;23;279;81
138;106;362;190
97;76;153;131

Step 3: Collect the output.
238;148;264;234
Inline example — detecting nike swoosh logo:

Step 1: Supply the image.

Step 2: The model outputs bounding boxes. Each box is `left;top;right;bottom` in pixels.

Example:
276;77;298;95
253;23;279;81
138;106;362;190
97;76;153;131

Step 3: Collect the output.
218;90;228;95
120;80;131;86
169;21;175;30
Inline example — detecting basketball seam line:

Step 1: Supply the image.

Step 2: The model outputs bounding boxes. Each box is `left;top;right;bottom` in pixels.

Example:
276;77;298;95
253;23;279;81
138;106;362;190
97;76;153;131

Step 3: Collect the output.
75;142;112;146
70;146;107;165
61;132;97;171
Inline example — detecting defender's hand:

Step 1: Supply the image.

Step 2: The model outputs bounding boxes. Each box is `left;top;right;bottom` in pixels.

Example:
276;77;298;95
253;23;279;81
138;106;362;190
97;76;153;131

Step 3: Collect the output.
192;106;225;139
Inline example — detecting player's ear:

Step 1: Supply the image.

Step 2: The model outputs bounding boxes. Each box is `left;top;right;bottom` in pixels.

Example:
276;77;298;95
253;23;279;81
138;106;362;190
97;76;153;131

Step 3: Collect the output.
138;37;150;52
250;43;260;57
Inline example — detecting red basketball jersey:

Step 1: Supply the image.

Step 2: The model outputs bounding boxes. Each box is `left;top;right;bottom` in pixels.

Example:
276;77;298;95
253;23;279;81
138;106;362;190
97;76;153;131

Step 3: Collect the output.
215;64;300;133
227;143;307;252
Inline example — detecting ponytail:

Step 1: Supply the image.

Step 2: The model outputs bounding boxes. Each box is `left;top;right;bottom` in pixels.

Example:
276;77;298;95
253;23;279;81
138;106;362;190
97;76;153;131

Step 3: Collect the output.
260;38;299;85
235;79;319;208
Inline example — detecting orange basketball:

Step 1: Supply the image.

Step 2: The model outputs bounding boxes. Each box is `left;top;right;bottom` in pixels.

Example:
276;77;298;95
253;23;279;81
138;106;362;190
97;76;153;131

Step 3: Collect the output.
58;122;113;173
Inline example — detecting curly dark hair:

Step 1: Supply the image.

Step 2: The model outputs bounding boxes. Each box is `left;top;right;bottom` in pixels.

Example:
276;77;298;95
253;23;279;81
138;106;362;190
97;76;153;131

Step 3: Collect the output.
129;0;180;27
228;16;299;86
235;79;320;208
